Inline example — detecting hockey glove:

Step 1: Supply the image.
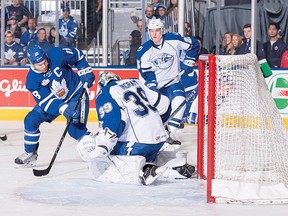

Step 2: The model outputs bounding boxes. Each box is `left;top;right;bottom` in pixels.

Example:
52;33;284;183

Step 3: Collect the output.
78;67;95;88
59;104;80;124
182;57;196;74
145;81;158;91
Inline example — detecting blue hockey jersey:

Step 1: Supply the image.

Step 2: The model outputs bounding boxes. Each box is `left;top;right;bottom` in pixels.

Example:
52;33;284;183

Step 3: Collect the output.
2;41;25;62
26;47;94;116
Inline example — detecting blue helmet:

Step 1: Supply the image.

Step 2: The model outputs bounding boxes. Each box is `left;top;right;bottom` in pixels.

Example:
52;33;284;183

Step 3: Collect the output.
26;44;46;64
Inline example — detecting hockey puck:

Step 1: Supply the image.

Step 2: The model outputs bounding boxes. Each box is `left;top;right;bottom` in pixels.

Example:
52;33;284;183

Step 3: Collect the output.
0;134;7;141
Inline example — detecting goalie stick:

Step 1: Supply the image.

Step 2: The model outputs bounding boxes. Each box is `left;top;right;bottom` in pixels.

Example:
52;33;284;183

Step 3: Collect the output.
33;82;88;177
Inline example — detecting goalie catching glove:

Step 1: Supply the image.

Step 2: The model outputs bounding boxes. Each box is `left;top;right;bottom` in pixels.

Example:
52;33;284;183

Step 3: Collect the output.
77;128;118;161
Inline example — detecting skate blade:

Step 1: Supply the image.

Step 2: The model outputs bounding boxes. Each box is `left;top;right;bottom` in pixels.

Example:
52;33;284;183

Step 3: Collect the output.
14;161;37;169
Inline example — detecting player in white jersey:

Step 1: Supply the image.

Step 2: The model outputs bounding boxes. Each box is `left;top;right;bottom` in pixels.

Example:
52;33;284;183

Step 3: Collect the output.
137;19;195;144
77;72;195;185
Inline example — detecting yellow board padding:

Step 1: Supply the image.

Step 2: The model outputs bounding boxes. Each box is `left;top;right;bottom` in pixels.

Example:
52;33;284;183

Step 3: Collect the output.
220;114;288;130
0;108;98;122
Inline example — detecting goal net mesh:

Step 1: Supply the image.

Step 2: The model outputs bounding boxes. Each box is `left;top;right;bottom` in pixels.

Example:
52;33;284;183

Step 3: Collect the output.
201;54;288;204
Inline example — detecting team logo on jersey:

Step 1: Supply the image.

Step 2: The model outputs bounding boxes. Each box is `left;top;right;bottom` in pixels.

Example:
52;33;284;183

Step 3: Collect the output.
4;49;16;60
151;52;174;69
41;79;50;86
50;79;69;99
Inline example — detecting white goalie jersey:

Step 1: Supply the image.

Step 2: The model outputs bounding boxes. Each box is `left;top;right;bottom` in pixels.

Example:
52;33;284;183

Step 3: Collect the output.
96;78;168;144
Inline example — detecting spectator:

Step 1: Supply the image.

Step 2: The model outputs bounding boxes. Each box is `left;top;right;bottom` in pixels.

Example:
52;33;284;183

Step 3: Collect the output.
235;24;265;60
220;32;233;55
92;0;102;40
145;4;156;27
236;24;272;78
5;0;31;28
167;0;178;22
151;0;165;13
20;18;38;50
0;30;25;66
48;27;56;47
156;5;167;20
184;22;192;37
6;16;22;41
263;22;286;68
136;19;143;32
125;30;142;66
195;36;209;59
231;33;243;55
280;50;288;68
59;6;78;47
155;5;169;31
37;28;52;53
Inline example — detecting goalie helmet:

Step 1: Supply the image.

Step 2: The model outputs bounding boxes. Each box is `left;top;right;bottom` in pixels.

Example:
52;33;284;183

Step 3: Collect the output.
98;72;120;88
26;43;46;64
148;18;164;30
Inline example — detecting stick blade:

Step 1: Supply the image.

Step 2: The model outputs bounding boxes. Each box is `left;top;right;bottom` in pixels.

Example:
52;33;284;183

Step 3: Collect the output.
33;167;51;177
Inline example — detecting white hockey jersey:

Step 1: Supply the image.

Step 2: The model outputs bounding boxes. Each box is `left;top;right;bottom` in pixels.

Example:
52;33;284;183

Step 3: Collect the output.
137;32;194;88
96;78;168;144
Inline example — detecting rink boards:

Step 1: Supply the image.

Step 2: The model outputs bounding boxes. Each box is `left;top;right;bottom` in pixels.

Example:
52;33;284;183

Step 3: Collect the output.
0;67;138;122
1;67;288;128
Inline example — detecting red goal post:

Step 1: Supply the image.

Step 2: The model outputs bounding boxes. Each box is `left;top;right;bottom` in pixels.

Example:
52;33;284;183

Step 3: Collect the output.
197;54;288;204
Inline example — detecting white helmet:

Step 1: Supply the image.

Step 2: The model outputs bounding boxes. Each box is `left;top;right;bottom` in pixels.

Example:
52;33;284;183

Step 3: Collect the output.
148;18;164;30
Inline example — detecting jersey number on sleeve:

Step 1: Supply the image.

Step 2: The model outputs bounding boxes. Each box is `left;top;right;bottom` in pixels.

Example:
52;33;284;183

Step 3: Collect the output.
123;87;157;117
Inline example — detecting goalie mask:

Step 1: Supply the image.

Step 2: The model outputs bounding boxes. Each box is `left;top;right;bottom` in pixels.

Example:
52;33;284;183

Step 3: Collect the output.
98;72;120;88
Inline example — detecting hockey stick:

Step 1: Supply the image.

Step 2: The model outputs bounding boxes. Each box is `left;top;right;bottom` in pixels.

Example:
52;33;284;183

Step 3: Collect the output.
159;70;185;90
164;89;197;126
33;82;88;177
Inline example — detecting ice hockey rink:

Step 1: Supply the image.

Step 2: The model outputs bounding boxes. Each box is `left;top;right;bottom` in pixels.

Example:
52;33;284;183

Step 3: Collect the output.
1;120;288;216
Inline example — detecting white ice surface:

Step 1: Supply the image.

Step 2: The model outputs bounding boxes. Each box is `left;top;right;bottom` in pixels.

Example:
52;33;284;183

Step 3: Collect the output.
1;121;288;216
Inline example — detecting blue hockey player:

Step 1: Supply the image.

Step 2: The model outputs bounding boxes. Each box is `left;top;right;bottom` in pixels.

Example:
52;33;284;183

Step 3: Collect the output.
77;72;195;185
137;18;196;145
180;34;200;124
14;44;95;168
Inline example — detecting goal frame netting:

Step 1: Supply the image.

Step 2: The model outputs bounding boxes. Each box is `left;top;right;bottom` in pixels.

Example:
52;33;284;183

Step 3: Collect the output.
197;54;288;204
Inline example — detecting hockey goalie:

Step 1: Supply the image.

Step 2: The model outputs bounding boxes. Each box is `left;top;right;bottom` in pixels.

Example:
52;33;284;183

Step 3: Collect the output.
77;72;195;185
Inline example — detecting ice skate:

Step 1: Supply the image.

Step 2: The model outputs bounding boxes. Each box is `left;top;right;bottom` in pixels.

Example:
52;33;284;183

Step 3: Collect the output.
166;137;181;145
173;163;196;178
14;151;38;168
141;164;168;185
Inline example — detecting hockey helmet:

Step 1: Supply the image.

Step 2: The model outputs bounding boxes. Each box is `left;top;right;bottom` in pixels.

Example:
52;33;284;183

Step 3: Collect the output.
148;18;164;30
98;72;120;88
26;43;46;64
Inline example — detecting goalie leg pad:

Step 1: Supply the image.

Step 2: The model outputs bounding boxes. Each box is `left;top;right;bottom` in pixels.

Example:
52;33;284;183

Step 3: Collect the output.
88;155;146;185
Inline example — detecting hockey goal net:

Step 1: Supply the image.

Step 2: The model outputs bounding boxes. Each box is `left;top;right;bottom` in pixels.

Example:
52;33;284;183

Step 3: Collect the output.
197;54;288;204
